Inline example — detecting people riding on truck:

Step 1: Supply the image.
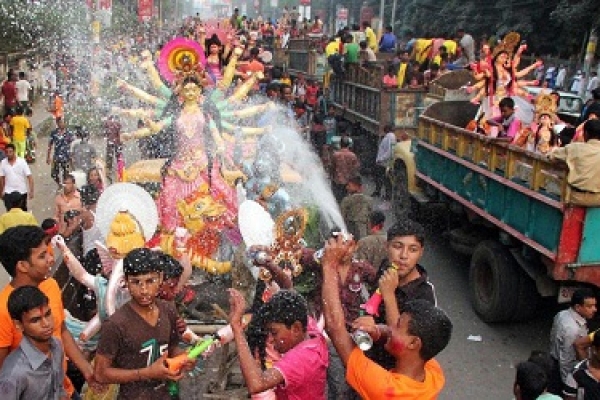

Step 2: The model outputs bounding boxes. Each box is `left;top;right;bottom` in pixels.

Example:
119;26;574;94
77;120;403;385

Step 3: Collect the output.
548;119;600;206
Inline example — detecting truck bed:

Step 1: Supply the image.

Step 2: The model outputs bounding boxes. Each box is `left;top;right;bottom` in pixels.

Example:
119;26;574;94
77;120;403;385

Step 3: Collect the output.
415;101;600;281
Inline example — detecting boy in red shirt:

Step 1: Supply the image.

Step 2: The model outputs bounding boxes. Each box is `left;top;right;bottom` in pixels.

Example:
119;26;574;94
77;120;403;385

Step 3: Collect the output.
1;71;18;116
305;80;319;109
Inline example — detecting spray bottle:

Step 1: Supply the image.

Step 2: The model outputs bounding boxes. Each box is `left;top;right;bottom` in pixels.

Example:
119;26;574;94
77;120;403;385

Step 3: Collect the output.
164;335;218;375
360;263;399;316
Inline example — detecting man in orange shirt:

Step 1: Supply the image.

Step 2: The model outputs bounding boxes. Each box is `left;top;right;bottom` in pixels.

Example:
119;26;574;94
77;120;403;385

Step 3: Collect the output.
50;90;64;123
0;225;99;398
321;235;453;399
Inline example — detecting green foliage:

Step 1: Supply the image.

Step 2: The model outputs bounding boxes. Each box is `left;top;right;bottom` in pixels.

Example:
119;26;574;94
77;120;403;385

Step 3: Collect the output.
0;0;89;53
372;0;600;57
550;0;600;55
104;2;140;37
64;72;123;137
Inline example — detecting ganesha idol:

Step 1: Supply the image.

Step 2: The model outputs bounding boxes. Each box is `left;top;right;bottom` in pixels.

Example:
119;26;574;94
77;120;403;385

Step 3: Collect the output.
114;37;301;273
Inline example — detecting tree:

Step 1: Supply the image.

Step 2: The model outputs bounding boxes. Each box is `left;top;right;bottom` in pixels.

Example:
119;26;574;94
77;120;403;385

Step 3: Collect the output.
551;0;600;57
0;0;89;53
367;0;598;58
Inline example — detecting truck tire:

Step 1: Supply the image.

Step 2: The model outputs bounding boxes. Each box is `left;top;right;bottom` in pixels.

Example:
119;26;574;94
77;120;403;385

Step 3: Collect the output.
511;268;540;322
449;227;483;256
450;240;476;256
469;240;520;322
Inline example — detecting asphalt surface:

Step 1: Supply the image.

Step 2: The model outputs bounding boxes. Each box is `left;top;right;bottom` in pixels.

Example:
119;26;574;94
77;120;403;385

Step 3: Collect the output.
0;102;559;399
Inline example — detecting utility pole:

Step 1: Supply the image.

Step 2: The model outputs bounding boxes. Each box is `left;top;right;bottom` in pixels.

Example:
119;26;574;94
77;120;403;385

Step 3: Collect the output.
158;0;163;29
391;0;398;31
329;0;334;34
378;0;385;33
579;29;597;99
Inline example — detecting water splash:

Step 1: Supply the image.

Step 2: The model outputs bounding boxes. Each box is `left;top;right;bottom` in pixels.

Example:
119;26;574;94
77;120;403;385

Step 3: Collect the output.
229;100;347;233
273;123;346;232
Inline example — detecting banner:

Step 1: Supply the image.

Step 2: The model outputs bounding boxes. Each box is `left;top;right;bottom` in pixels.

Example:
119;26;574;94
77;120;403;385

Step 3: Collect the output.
85;0;111;10
336;7;348;31
99;0;112;11
138;0;153;21
360;6;374;25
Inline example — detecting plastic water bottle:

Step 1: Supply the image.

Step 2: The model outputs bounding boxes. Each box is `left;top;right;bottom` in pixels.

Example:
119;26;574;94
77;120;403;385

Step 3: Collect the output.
351;329;374;351
352;309;373;350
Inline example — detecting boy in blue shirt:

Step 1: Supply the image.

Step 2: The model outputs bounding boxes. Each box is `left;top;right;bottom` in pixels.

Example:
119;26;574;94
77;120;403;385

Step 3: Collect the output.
0;285;69;399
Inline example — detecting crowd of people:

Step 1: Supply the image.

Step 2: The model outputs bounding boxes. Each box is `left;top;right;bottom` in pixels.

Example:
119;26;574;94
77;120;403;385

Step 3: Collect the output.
0;7;600;399
0;13;457;400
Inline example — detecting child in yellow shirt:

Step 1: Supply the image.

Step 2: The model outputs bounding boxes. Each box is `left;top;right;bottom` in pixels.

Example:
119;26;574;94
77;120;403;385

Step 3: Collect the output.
8;107;31;158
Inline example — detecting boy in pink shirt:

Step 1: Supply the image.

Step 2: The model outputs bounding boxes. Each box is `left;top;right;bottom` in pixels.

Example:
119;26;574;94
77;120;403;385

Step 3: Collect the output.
229;289;328;399
488;97;523;141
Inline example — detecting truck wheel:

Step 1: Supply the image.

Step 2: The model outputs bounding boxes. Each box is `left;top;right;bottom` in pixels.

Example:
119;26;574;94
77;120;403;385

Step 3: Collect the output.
393;160;411;220
511;268;540;322
469;240;520;322
449;227;483;256
450;241;476;256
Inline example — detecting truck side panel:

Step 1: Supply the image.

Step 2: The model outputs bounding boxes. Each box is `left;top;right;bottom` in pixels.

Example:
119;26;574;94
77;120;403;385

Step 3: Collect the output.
555;207;600;283
580;208;600;263
415;140;564;259
414;101;600;287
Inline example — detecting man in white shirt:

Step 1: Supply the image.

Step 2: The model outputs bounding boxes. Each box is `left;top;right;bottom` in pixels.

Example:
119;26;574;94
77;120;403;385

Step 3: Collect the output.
15;72;32;112
455;28;475;67
43;66;57;107
359;41;377;64
281;28;290;49
571;71;583;93
0;144;34;211
548;288;597;394
555;66;567;90
587;72;599;99
373;124;396;199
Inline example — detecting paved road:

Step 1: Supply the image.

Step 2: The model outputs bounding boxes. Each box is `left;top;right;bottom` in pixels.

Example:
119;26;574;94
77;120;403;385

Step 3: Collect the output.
416;214;554;399
0;104;559;399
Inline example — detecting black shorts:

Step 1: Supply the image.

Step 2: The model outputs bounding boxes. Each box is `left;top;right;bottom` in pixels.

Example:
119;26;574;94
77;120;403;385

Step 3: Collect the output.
51;160;70;180
3;105;16;118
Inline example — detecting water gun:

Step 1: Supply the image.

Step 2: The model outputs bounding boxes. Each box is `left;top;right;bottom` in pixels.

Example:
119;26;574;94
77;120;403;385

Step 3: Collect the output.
164;335;217;375
360;263;398;317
